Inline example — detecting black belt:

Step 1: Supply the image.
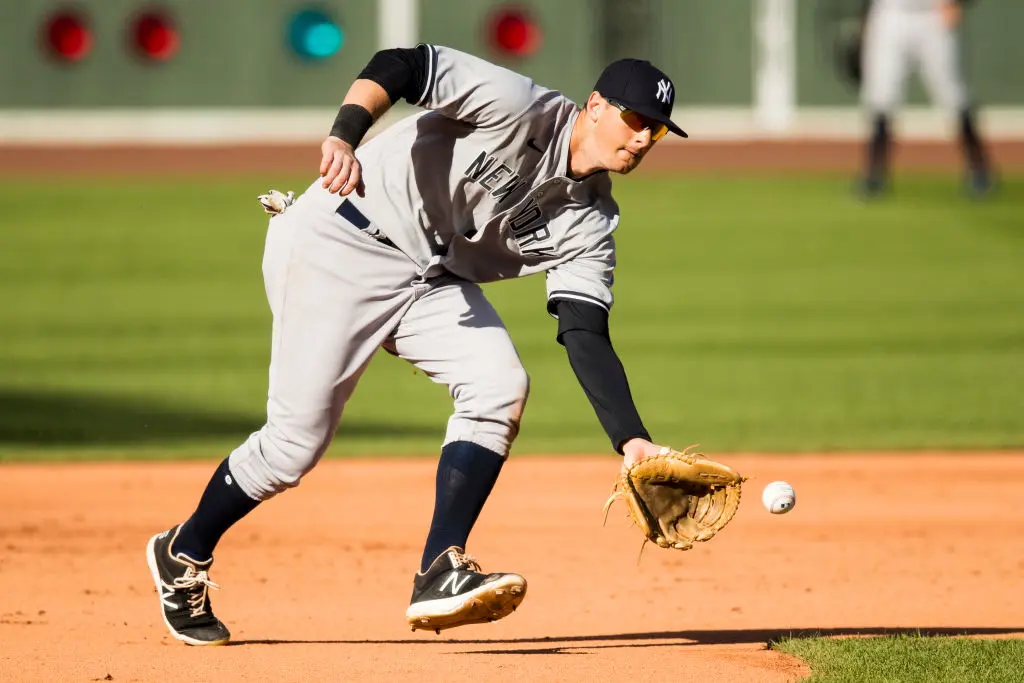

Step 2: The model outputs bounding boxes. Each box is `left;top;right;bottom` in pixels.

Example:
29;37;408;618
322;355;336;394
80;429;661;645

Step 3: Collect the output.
336;200;397;249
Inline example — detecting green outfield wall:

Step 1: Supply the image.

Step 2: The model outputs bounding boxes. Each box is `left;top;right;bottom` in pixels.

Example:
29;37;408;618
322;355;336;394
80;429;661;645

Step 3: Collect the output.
1;0;1021;109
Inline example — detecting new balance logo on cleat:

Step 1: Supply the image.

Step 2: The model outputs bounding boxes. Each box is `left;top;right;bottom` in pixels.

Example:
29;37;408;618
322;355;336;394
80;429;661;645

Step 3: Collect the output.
145;524;231;646
406;546;527;634
440;573;473;595
159;584;179;610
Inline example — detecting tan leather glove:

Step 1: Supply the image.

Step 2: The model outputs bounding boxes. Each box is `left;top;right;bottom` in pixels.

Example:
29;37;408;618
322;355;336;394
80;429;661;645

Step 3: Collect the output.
605;446;745;550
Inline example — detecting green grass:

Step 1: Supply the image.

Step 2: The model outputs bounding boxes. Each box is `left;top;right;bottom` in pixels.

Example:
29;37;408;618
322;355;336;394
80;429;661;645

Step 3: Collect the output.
776;634;1024;683
1;173;1022;460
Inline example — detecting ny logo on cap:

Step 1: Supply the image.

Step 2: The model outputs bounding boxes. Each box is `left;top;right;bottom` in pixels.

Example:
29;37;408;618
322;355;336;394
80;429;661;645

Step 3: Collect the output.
656;79;672;104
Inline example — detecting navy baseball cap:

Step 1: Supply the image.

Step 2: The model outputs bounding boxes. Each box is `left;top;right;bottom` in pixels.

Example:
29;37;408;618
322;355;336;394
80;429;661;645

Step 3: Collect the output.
594;59;688;138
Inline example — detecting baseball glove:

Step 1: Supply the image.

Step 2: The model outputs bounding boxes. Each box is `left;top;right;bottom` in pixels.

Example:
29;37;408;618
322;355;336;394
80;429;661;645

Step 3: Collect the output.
815;0;869;90
835;24;864;88
604;446;745;551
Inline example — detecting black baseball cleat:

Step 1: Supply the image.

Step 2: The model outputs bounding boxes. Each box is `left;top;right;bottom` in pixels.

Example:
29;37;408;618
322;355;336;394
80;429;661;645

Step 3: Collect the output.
965;167;995;198
145;525;231;646
406;546;526;634
855;174;888;199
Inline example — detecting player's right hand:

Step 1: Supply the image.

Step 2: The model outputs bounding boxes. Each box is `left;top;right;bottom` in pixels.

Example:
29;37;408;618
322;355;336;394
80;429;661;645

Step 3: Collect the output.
320;136;366;197
939;0;961;29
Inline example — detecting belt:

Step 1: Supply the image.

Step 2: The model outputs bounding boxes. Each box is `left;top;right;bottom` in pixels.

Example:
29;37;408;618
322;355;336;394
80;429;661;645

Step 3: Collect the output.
336;199;397;249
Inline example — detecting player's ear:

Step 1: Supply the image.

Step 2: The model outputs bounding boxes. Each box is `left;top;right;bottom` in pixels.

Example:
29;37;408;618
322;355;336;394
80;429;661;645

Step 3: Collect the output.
586;92;602;122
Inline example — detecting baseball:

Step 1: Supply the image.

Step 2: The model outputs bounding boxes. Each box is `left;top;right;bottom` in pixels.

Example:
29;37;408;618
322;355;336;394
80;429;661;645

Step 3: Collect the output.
761;481;796;514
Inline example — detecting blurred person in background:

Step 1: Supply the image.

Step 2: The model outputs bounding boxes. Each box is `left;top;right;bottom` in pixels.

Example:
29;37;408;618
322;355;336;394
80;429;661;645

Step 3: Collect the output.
858;0;994;197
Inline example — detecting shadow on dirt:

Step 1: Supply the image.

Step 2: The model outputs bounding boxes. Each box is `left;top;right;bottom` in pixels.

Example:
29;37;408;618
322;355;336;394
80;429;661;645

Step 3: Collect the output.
233;626;1024;652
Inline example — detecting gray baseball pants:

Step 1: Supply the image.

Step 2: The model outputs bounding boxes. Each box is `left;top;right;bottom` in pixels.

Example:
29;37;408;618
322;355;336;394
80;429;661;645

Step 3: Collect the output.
228;194;530;501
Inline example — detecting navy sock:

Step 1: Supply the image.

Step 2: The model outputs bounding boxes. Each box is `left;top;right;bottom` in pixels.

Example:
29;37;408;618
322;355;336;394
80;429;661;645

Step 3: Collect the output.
867;112;890;180
959;108;989;171
419;441;505;573
171;458;260;560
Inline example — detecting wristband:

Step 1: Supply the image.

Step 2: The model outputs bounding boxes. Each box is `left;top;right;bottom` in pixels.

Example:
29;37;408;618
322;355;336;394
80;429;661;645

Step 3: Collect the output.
329;104;373;148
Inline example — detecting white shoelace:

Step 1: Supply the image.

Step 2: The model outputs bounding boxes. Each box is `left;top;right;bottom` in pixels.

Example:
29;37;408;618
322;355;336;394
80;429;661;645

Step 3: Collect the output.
452;551;483;573
172;567;221;618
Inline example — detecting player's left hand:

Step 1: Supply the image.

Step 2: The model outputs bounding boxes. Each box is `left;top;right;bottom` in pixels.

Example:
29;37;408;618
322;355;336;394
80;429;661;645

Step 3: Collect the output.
320;136;366;197
620;437;669;471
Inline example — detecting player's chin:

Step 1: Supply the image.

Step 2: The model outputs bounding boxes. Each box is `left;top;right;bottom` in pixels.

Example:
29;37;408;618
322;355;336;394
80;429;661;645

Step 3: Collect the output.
612;152;642;175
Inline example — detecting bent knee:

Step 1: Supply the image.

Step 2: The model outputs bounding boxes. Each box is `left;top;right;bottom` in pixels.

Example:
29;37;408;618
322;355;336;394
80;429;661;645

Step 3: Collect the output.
228;421;330;500
506;364;530;411
446;364;530;456
485;363;531;426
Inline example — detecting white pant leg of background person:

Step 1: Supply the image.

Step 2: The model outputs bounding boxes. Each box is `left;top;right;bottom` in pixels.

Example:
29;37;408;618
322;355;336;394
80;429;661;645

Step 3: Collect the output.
862;5;913;114
384;277;530;460
228;196;422;501
859;3;914;191
914;3;993;188
913;7;966;111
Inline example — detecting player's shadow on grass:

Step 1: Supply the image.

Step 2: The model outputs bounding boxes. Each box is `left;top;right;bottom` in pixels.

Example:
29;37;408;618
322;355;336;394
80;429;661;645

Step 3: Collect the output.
0;388;437;446
233;627;1024;652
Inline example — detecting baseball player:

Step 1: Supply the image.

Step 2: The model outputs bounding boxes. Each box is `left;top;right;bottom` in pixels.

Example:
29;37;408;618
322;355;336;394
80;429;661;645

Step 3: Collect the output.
146;44;688;645
858;0;994;196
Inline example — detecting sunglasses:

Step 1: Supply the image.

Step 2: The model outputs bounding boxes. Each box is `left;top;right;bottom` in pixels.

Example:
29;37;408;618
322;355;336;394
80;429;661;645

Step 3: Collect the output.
607;99;669;141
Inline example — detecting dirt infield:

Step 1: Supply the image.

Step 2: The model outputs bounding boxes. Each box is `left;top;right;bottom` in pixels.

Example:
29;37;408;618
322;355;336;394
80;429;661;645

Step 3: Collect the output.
1;140;1021;681
1;139;1023;176
1;453;1022;682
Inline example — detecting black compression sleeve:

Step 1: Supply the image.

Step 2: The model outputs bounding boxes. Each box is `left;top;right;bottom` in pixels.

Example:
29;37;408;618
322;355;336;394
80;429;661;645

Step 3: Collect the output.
553;298;609;340
552;300;650;454
356;45;430;105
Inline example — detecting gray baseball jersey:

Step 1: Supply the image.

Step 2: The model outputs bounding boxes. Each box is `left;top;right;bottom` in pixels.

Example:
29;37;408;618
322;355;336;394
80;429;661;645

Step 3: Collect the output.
303;44;620;314
230;44;623;500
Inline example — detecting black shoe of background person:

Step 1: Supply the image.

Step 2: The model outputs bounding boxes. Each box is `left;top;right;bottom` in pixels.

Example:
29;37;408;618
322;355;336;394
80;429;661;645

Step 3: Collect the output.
856;174;888;199
965;166;995;198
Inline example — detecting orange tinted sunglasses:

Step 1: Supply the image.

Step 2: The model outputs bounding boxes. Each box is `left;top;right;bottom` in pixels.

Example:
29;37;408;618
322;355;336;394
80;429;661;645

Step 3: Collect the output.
607;99;669;141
